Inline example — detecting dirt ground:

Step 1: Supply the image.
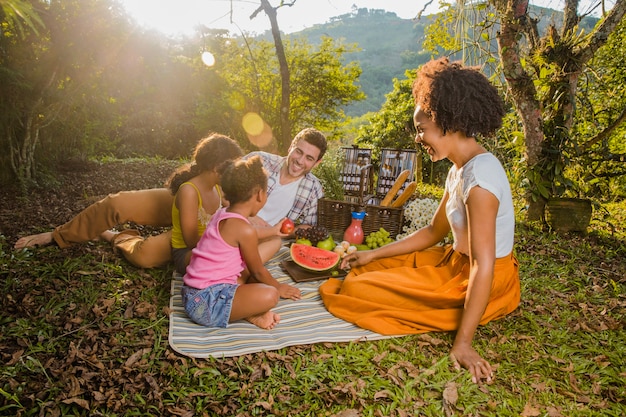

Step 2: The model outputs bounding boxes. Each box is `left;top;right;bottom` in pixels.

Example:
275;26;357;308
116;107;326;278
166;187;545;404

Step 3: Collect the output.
1;159;180;248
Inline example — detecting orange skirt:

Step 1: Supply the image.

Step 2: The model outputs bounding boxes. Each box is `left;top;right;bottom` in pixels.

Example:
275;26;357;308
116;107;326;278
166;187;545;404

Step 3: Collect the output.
319;245;520;335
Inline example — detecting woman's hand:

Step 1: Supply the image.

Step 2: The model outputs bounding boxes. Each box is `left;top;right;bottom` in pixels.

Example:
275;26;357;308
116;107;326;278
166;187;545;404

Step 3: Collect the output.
278;283;301;300
450;344;494;384
340;250;375;270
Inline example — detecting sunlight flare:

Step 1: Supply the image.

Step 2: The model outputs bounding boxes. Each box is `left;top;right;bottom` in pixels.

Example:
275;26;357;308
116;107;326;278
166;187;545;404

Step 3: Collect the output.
242;112;273;148
201;51;215;67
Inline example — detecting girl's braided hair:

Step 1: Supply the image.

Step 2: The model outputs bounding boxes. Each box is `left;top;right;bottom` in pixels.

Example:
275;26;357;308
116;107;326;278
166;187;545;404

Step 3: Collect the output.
166;133;243;194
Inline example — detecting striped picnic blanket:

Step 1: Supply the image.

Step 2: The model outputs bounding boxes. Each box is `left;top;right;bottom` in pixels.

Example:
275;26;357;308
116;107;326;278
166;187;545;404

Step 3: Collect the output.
168;245;393;358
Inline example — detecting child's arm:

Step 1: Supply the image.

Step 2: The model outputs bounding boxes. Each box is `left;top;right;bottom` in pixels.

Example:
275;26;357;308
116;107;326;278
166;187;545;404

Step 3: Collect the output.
233;221;301;300
249;217;291;240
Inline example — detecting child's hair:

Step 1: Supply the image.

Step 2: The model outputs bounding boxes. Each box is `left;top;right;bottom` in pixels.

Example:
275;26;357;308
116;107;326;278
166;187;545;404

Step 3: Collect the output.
166;133;243;194
412;57;504;138
218;155;268;205
290;127;328;160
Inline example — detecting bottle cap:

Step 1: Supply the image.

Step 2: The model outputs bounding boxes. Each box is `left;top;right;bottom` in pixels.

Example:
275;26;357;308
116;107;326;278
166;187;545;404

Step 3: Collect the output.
351;211;366;220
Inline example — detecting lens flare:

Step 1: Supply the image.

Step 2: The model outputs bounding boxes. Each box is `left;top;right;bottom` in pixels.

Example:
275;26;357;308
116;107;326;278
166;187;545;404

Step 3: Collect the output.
242;112;264;136
242;113;273;148
201;51;215;67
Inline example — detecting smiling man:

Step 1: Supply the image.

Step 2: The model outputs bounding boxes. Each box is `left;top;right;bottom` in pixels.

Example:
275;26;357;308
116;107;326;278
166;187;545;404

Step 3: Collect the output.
245;127;327;229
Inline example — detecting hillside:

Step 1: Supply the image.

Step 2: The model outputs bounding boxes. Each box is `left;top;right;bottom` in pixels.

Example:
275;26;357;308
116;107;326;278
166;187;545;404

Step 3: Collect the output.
281;6;599;117
290;9;427;116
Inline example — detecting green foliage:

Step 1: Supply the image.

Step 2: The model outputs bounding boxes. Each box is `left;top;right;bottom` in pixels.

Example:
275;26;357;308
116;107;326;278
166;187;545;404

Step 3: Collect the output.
422;4;461;56
573;17;626;200
414;181;445;200
287;36;365;134
0;0;44;36
356;71;416;152
0;2;367;186
210;34;365;153
0;0;146;185
312;144;346;200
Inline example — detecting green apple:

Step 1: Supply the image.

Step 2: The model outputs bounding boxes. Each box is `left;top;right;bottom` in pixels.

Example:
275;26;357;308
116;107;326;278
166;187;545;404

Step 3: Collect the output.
316;236;335;251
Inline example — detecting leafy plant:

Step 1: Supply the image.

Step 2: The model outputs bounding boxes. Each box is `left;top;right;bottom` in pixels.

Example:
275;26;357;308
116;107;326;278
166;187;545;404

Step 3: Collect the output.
312;144;346;201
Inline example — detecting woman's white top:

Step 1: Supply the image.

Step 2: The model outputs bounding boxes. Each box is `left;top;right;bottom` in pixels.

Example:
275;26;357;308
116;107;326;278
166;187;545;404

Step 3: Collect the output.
445;153;515;258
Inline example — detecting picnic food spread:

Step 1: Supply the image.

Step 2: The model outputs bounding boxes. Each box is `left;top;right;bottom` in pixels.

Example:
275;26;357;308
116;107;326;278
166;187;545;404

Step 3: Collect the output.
294;225;330;246
391;181;417;208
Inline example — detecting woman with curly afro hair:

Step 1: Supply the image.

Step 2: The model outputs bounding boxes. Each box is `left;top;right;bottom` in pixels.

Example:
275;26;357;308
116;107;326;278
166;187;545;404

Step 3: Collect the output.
321;58;520;384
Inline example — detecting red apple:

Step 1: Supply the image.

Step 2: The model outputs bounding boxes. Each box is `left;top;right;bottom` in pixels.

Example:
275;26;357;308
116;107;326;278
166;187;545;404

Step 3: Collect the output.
280;218;295;234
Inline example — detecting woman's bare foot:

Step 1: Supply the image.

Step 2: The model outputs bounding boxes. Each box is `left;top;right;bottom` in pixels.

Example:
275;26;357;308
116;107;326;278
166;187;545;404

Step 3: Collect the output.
99;230;120;243
246;311;280;330
14;232;53;249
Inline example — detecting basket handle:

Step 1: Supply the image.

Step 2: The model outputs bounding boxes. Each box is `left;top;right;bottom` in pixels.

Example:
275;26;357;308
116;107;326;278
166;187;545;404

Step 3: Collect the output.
357;164;374;208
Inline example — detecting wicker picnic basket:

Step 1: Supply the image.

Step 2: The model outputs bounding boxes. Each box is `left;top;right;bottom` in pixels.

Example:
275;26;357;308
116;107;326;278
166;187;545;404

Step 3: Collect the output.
317;197;404;240
317;148;418;240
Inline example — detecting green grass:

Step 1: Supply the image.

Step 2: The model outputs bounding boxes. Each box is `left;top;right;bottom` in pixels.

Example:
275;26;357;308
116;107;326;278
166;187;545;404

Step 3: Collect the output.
1;206;625;416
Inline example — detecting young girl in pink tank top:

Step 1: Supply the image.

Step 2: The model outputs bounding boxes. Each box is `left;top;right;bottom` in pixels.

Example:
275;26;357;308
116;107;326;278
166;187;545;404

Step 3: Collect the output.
182;156;301;330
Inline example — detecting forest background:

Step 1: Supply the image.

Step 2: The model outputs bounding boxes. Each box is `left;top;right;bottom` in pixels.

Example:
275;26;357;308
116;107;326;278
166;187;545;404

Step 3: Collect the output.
2;0;624;207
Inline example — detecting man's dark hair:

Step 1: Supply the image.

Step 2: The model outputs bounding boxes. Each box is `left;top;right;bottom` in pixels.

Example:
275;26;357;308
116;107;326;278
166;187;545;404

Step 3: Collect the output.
292;128;328;160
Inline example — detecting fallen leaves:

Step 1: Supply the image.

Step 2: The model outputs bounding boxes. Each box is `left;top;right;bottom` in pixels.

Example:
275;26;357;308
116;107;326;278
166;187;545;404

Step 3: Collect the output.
2;160;625;416
521;402;541;417
125;348;152;369
442;381;458;417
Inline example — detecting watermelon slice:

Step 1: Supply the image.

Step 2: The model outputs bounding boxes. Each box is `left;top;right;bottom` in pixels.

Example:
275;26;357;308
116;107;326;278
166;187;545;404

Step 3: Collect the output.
290;243;340;272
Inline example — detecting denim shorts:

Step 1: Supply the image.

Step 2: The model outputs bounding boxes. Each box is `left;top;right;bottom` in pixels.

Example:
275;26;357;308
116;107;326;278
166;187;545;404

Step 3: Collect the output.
181;283;238;328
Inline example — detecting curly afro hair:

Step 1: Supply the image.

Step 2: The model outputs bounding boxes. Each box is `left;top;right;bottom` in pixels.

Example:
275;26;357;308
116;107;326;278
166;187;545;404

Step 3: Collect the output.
412;57;504;138
218;156;268;205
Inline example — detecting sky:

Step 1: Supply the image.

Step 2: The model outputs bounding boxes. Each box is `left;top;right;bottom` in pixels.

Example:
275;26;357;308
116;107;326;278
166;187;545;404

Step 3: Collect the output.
118;0;452;36
119;0;609;37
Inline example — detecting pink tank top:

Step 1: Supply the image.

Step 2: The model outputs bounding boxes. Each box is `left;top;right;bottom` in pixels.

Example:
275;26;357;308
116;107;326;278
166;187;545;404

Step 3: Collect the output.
183;208;247;289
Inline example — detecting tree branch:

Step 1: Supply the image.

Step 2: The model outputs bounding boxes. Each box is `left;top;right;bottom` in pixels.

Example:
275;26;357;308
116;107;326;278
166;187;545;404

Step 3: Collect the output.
580;104;626;152
576;0;626;63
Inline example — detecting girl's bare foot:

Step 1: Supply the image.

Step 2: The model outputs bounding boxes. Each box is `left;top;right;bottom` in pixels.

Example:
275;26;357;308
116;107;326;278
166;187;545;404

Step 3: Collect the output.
246;311;280;330
14;232;53;249
99;230;120;243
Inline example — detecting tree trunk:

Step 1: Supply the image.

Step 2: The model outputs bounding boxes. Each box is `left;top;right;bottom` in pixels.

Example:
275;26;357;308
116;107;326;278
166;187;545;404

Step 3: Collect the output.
9;113;40;189
494;0;545;220
259;0;291;154
491;0;626;221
